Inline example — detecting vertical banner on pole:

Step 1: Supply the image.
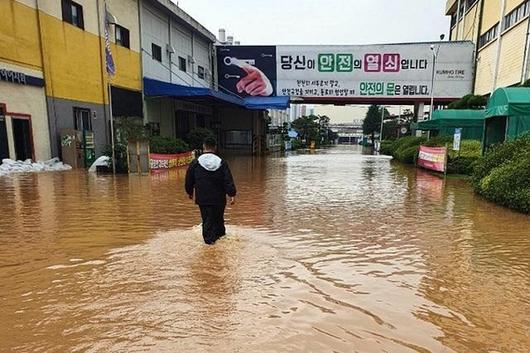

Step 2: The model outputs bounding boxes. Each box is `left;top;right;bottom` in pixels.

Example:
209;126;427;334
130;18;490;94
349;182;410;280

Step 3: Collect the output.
453;128;462;151
104;3;116;173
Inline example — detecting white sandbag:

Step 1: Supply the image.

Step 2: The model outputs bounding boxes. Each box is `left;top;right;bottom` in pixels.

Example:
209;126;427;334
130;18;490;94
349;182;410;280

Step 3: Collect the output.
0;158;72;177
88;156;110;173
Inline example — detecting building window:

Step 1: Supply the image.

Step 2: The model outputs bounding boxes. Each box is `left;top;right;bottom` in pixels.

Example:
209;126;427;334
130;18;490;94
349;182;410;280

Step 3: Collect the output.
197;65;205;79
459;1;465;16
149;122;160;136
178;57;187;72
451;0;479;28
115;25;130;49
465;0;479;10
479;23;499;48
151;43;162;62
225;130;252;147
502;0;530;32
61;0;84;30
73;107;92;131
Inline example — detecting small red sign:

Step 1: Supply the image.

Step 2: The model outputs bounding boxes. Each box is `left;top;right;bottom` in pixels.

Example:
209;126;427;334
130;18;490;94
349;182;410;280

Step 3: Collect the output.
417;146;447;173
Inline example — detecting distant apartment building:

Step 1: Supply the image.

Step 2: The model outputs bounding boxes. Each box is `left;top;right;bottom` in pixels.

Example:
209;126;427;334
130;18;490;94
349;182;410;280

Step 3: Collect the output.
268;109;289;128
446;0;530;95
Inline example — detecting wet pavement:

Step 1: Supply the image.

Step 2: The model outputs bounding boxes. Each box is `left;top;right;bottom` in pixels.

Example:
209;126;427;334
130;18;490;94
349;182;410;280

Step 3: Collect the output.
1;146;529;353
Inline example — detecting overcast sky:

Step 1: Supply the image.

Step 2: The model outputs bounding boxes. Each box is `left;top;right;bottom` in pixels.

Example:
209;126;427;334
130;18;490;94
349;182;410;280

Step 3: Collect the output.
174;0;450;45
173;0;450;122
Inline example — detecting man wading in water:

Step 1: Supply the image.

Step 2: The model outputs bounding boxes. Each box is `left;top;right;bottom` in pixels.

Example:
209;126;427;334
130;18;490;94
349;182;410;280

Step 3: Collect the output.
185;137;236;245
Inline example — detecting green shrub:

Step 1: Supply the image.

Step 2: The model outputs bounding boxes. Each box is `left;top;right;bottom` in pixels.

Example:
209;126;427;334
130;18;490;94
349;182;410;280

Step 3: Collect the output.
149;136;189;154
380;140;396;155
448;94;487;109
478;155;530;213
450;140;481;158
186;128;216;150
472;136;530;188
448;156;478;175
472;136;530;213
291;139;304;150
395;145;420;164
102;143;128;173
386;135;480;174
423;136;453;147
391;136;426;164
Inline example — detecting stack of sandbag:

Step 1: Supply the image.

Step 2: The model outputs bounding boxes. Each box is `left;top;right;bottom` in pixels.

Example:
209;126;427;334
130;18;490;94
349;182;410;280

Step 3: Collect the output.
0;158;72;177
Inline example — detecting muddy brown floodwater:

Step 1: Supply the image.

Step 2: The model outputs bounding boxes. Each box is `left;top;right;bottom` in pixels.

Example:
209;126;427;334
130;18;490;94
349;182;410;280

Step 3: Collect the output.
0;146;529;353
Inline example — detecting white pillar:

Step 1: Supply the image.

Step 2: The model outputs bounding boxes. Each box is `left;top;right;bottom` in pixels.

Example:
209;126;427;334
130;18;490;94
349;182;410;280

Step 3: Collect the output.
415;102;425;137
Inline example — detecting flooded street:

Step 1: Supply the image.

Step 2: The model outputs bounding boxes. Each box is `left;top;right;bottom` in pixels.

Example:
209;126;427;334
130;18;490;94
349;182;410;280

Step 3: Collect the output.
1;146;529;353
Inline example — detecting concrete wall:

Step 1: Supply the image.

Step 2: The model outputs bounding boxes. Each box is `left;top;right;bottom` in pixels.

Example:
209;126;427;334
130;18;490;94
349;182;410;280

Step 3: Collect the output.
46;97;108;157
475;40;497;94
140;0;213;88
144;97;174;136
497;19;528;87
482;0;502;33
218;108;266;153
0;61;51;160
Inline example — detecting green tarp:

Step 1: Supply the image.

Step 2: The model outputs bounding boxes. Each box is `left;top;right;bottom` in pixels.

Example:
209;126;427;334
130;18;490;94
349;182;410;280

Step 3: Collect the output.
484;87;530;148
412;109;485;140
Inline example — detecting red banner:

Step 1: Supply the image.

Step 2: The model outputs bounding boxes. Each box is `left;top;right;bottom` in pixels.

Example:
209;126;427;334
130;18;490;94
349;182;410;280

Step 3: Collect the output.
417;146;447;173
150;151;194;170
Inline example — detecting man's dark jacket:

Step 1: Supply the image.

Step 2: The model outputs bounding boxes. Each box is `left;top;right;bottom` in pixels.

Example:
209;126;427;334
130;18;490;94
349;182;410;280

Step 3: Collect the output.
185;153;236;205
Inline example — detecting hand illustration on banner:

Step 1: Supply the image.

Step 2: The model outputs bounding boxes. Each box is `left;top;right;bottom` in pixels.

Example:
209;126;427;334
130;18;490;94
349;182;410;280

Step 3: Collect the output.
223;56;274;96
236;64;273;96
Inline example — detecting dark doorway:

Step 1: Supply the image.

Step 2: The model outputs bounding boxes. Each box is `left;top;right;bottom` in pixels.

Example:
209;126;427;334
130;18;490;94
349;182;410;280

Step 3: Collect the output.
484;116;507;150
0;107;9;159
12;118;33;161
175;110;191;139
74;107;92;131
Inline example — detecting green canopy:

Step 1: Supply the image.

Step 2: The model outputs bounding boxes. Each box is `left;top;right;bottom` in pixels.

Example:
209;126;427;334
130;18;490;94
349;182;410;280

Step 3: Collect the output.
486;87;530;117
412;109;485;140
484;87;530;147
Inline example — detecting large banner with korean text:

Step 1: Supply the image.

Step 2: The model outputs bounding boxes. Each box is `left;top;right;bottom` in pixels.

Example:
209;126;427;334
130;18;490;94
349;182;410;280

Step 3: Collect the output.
217;42;474;100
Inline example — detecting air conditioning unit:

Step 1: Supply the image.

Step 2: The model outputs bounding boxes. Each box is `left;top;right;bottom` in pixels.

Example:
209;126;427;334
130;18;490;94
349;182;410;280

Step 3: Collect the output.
187;55;195;64
166;44;176;54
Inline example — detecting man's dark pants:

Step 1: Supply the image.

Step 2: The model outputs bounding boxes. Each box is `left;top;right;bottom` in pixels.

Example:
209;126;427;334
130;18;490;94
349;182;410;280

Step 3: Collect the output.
199;204;226;244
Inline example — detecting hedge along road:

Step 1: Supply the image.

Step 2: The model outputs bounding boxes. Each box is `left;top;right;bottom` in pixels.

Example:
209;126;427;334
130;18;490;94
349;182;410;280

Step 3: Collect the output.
0;145;529;353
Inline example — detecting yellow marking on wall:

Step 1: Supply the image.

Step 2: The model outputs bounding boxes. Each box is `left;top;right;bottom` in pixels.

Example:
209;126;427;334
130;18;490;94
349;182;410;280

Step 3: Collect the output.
109;43;142;91
38;10;141;104
0;1;43;69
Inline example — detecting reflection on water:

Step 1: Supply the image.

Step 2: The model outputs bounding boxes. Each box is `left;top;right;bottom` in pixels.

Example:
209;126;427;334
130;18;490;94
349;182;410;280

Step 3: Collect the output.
1;146;529;353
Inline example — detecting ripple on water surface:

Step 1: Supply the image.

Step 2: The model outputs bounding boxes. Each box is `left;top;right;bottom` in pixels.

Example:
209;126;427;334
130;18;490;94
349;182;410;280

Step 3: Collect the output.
1;146;529;353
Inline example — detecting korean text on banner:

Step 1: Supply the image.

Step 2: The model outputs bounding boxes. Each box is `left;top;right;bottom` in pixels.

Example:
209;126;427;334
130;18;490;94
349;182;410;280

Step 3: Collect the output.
417;146;447;173
217;42;474;100
150;152;194;170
